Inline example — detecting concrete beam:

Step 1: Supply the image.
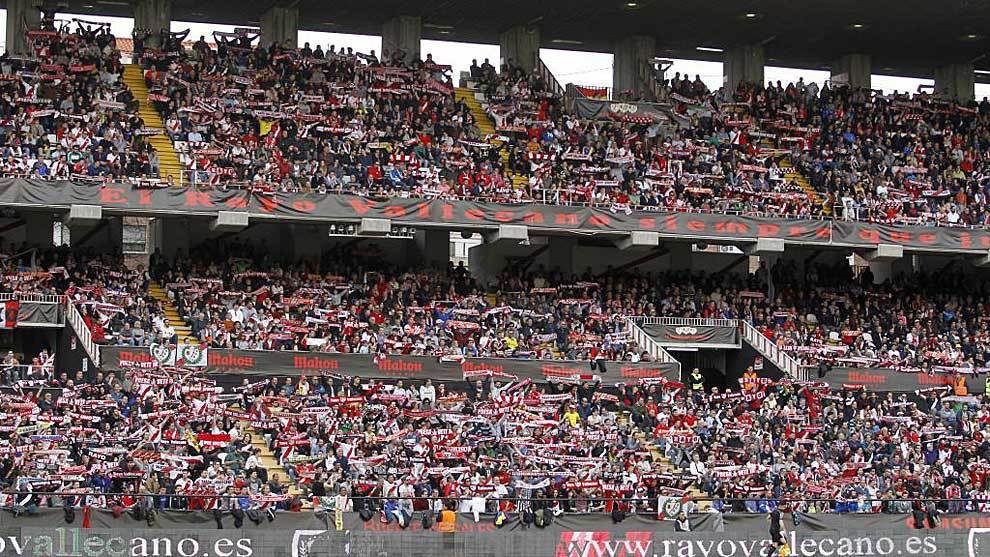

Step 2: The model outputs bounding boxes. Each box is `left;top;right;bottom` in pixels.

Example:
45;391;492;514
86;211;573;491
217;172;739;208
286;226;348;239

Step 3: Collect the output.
65;205;102;227
612;35;656;99
830;54;871;89
743;238;785;255
133;0;172;49
210;211;249;233
499;25;540;72
935;63;974;103
5;0;41;55
614;231;660;251
863;243;904;262
484;224;529;244
724;44;765;90
357;218;391;236
382;15;421;63
261;5;299;49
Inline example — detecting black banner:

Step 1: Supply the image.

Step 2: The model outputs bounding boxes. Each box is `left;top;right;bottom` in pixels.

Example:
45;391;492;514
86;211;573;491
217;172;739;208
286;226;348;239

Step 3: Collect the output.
4;178;988;252
816;367;987;393
832;220;990;251
17;302;63;327
0;509;982;557
642;323;739;346
571;97;674;123
100;346;679;383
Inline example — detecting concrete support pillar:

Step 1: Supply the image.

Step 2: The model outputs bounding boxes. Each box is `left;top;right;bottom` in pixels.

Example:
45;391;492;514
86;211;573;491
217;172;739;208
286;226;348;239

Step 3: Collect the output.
24;212;53;250
261;5;299;49
133;0;172;49
161;218;192;261
667;243;694;271
499;25;540;73
548;237;576;274
382;15;421;64
724;44;765;90
830;54;871;89
5;0;41;55
935;63;975;102
467;242;498;286
867;260;892;285
612;35;656;99
415;229;451;268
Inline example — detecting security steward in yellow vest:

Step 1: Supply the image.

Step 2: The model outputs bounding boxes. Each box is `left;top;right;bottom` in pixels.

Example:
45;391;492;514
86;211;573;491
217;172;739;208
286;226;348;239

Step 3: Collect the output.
689;368;704;401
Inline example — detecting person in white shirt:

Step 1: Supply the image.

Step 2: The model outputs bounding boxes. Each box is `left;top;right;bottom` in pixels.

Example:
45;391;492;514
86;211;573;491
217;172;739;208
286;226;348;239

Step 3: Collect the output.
689;453;708;481
333;488;353;511
398;479;415;516
419;379;436;406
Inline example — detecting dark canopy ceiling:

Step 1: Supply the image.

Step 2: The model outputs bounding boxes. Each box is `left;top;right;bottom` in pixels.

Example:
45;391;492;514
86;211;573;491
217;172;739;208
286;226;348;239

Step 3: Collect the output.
23;0;990;78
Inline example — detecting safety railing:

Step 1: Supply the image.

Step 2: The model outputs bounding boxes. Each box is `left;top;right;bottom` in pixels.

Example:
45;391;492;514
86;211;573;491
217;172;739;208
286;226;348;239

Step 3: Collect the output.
0;293;65;304
624;318;680;372
0;491;975;509
639;316;738;329
65;299;100;366
535;57;565;99
739;320;801;378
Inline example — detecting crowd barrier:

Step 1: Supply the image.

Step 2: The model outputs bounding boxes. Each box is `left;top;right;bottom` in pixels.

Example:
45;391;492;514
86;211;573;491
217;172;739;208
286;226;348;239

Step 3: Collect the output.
0;509;981;557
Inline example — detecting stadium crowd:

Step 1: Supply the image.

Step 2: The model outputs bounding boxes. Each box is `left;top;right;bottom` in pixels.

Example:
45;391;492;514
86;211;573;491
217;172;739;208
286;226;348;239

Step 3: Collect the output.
0;21;164;180
4;237;972;373
0;350;982;526
0;26;988;229
133;33;990;228
5;237;989;372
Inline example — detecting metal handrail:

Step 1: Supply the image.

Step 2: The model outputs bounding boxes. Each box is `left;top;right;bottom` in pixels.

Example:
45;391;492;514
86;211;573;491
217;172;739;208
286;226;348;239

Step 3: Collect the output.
624;318;680;371
535;57;564;99
0;492;977;508
0;293;65;304
639;317;738;328
739;320;800;378
65;298;100;366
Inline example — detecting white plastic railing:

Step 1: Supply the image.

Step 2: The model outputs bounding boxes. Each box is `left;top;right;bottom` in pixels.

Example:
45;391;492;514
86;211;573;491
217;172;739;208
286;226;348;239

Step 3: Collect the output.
65;299;100;366
739;320;802;378
625;318;680;373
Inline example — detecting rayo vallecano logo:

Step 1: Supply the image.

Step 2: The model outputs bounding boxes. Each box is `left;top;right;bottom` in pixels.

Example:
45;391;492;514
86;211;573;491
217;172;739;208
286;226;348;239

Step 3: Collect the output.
178;343;207;367
556;531;652;557
609;103;639;114
292;530;329;557
667;326;707;342
971;528;990;557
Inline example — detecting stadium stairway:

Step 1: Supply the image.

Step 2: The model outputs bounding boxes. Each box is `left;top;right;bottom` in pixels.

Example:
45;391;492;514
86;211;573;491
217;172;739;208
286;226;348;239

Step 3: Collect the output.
624;417;709;510
122;64;184;182
781;158;829;216
246;425;306;504
147;281;197;344
455;87;529;191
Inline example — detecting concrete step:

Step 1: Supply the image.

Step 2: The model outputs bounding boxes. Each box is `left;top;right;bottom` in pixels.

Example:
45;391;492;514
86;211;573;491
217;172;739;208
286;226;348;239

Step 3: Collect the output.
123;63;183;181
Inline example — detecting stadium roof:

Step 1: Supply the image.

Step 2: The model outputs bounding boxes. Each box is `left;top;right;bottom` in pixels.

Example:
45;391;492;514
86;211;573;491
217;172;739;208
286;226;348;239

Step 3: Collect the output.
43;0;990;78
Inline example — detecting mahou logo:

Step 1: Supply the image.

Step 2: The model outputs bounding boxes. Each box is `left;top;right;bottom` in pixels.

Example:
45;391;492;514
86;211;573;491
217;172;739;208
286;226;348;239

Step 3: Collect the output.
556;531;652;557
